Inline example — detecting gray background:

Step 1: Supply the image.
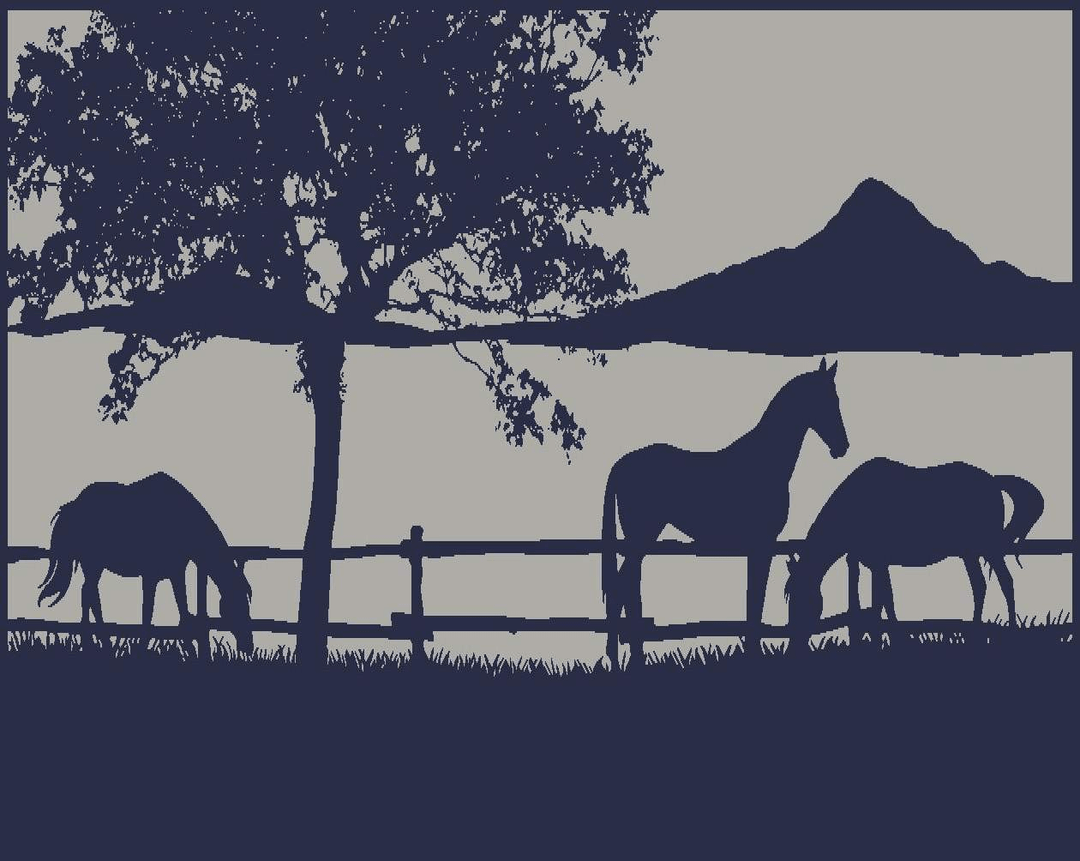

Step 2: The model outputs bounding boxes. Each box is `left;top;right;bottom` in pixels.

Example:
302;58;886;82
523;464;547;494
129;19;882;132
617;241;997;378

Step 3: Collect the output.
7;10;1073;661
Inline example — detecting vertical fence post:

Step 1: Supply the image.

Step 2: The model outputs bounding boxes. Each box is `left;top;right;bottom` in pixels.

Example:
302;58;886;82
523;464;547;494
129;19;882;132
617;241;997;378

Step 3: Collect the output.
196;564;210;662
408;526;427;666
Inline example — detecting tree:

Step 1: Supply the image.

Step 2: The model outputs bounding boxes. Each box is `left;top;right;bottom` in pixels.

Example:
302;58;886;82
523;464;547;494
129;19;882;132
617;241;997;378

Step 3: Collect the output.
8;10;662;664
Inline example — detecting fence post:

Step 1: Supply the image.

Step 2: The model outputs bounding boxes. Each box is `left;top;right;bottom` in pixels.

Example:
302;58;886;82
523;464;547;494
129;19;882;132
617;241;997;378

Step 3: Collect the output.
408;526;427;666
196;565;210;662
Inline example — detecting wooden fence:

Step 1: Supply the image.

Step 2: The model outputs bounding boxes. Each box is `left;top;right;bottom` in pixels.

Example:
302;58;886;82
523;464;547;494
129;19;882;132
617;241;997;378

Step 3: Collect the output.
3;529;1075;664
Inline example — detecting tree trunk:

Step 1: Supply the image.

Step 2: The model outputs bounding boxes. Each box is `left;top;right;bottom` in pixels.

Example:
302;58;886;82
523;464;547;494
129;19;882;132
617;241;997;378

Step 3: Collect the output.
296;336;346;666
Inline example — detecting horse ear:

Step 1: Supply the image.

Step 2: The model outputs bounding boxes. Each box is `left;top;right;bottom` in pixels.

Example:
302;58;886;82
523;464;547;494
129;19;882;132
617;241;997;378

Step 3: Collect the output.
828;360;838;378
818;357;826;372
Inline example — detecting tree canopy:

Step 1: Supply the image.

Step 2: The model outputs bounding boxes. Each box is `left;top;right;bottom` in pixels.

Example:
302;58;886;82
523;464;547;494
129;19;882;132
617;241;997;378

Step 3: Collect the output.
9;10;661;453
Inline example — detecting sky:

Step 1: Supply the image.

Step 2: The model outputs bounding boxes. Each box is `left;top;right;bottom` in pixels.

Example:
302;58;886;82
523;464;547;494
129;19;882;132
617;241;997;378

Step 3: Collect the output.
8;10;1073;285
7;10;1074;660
591;10;1072;288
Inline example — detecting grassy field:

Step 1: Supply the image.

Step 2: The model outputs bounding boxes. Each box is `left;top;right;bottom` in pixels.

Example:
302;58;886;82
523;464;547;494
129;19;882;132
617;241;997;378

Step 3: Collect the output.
7;610;1071;668
3;620;1074;853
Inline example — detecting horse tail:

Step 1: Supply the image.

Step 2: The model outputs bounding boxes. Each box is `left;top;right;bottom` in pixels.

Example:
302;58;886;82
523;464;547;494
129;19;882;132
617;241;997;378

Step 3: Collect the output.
39;502;81;607
996;474;1045;569
601;474;618;609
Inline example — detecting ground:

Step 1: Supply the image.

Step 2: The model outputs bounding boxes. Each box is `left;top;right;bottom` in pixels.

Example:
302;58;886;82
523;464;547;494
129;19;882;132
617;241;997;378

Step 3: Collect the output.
2;628;1074;853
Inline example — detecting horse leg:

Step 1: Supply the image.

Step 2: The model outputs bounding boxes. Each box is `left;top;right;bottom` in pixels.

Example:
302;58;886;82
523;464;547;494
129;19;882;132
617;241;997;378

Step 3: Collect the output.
142;578;157;652
89;577;106;625
847;556;864;649
168;567;198;659
963;557;988;645
607;510;661;671
871;565;894;649
80;565;104;649
80;578;93;625
168;571;190;624
988;556;1018;631
624;554;646;671
746;554;770;657
605;563;621;671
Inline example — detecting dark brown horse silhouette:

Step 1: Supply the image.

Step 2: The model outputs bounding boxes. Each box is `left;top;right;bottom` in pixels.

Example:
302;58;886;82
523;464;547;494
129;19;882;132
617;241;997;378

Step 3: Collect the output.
601;358;850;668
784;457;1045;649
39;472;254;653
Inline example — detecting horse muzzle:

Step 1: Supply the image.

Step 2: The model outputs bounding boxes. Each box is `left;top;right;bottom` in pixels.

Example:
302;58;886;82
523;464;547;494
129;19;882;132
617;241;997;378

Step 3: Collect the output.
830;441;849;459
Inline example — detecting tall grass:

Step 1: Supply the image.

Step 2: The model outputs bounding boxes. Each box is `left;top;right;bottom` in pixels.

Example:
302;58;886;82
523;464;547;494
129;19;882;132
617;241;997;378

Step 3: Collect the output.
6;611;1070;677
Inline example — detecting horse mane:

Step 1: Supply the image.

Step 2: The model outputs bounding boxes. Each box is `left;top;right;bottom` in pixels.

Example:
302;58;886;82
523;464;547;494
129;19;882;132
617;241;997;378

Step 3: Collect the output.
764;366;821;415
741;369;819;467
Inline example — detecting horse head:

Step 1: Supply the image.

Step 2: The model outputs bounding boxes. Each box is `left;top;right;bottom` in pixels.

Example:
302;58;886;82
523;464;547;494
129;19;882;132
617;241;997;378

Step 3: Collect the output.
219;560;254;655
805;357;849;459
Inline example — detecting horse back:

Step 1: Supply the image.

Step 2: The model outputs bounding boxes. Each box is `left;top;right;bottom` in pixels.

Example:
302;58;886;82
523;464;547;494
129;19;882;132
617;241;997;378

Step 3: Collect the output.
816;458;1005;562
610;442;791;542
132;472;228;552
72;473;223;562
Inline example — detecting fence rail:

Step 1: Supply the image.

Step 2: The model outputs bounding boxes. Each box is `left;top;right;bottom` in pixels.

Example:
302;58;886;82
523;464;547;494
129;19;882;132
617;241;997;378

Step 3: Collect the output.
4;532;1074;666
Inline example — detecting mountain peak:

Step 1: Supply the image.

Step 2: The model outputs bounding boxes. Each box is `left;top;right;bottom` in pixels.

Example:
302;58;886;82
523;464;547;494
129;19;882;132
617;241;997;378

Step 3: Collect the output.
807;175;971;269
834;176;921;222
441;178;1072;356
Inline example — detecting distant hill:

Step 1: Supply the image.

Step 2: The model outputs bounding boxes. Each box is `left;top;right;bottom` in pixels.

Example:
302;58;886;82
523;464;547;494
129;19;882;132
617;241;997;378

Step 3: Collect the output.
466;177;1075;356
12;178;1074;354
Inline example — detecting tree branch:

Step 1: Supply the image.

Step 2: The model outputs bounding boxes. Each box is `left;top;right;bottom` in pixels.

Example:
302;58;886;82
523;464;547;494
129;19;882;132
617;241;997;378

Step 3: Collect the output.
451;341;493;382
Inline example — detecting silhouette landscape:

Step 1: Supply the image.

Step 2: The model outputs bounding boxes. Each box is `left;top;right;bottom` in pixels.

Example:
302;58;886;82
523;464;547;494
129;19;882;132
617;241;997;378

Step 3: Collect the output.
7;9;1071;678
4;9;1072;846
6;7;1071;684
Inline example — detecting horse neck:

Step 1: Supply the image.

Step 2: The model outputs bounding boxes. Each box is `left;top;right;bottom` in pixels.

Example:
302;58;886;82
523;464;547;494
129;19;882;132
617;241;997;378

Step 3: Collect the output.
190;513;237;596
202;547;234;591
201;547;248;627
803;544;844;585
801;513;846;581
743;391;812;482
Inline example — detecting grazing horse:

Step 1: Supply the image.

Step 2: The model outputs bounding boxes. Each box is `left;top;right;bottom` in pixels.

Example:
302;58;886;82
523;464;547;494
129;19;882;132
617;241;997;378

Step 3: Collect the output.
39;471;254;654
784;458;1045;649
601;358;850;668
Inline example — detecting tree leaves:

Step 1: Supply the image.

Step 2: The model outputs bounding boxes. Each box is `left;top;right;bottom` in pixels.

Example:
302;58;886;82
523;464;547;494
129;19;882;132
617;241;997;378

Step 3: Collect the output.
550;400;587;460
9;10;661;454
99;331;207;422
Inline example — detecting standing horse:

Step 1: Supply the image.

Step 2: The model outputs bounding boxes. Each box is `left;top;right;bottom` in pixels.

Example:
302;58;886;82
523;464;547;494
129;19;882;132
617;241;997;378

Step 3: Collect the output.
784;458;1044;649
39;471;254;654
601;358;850;668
